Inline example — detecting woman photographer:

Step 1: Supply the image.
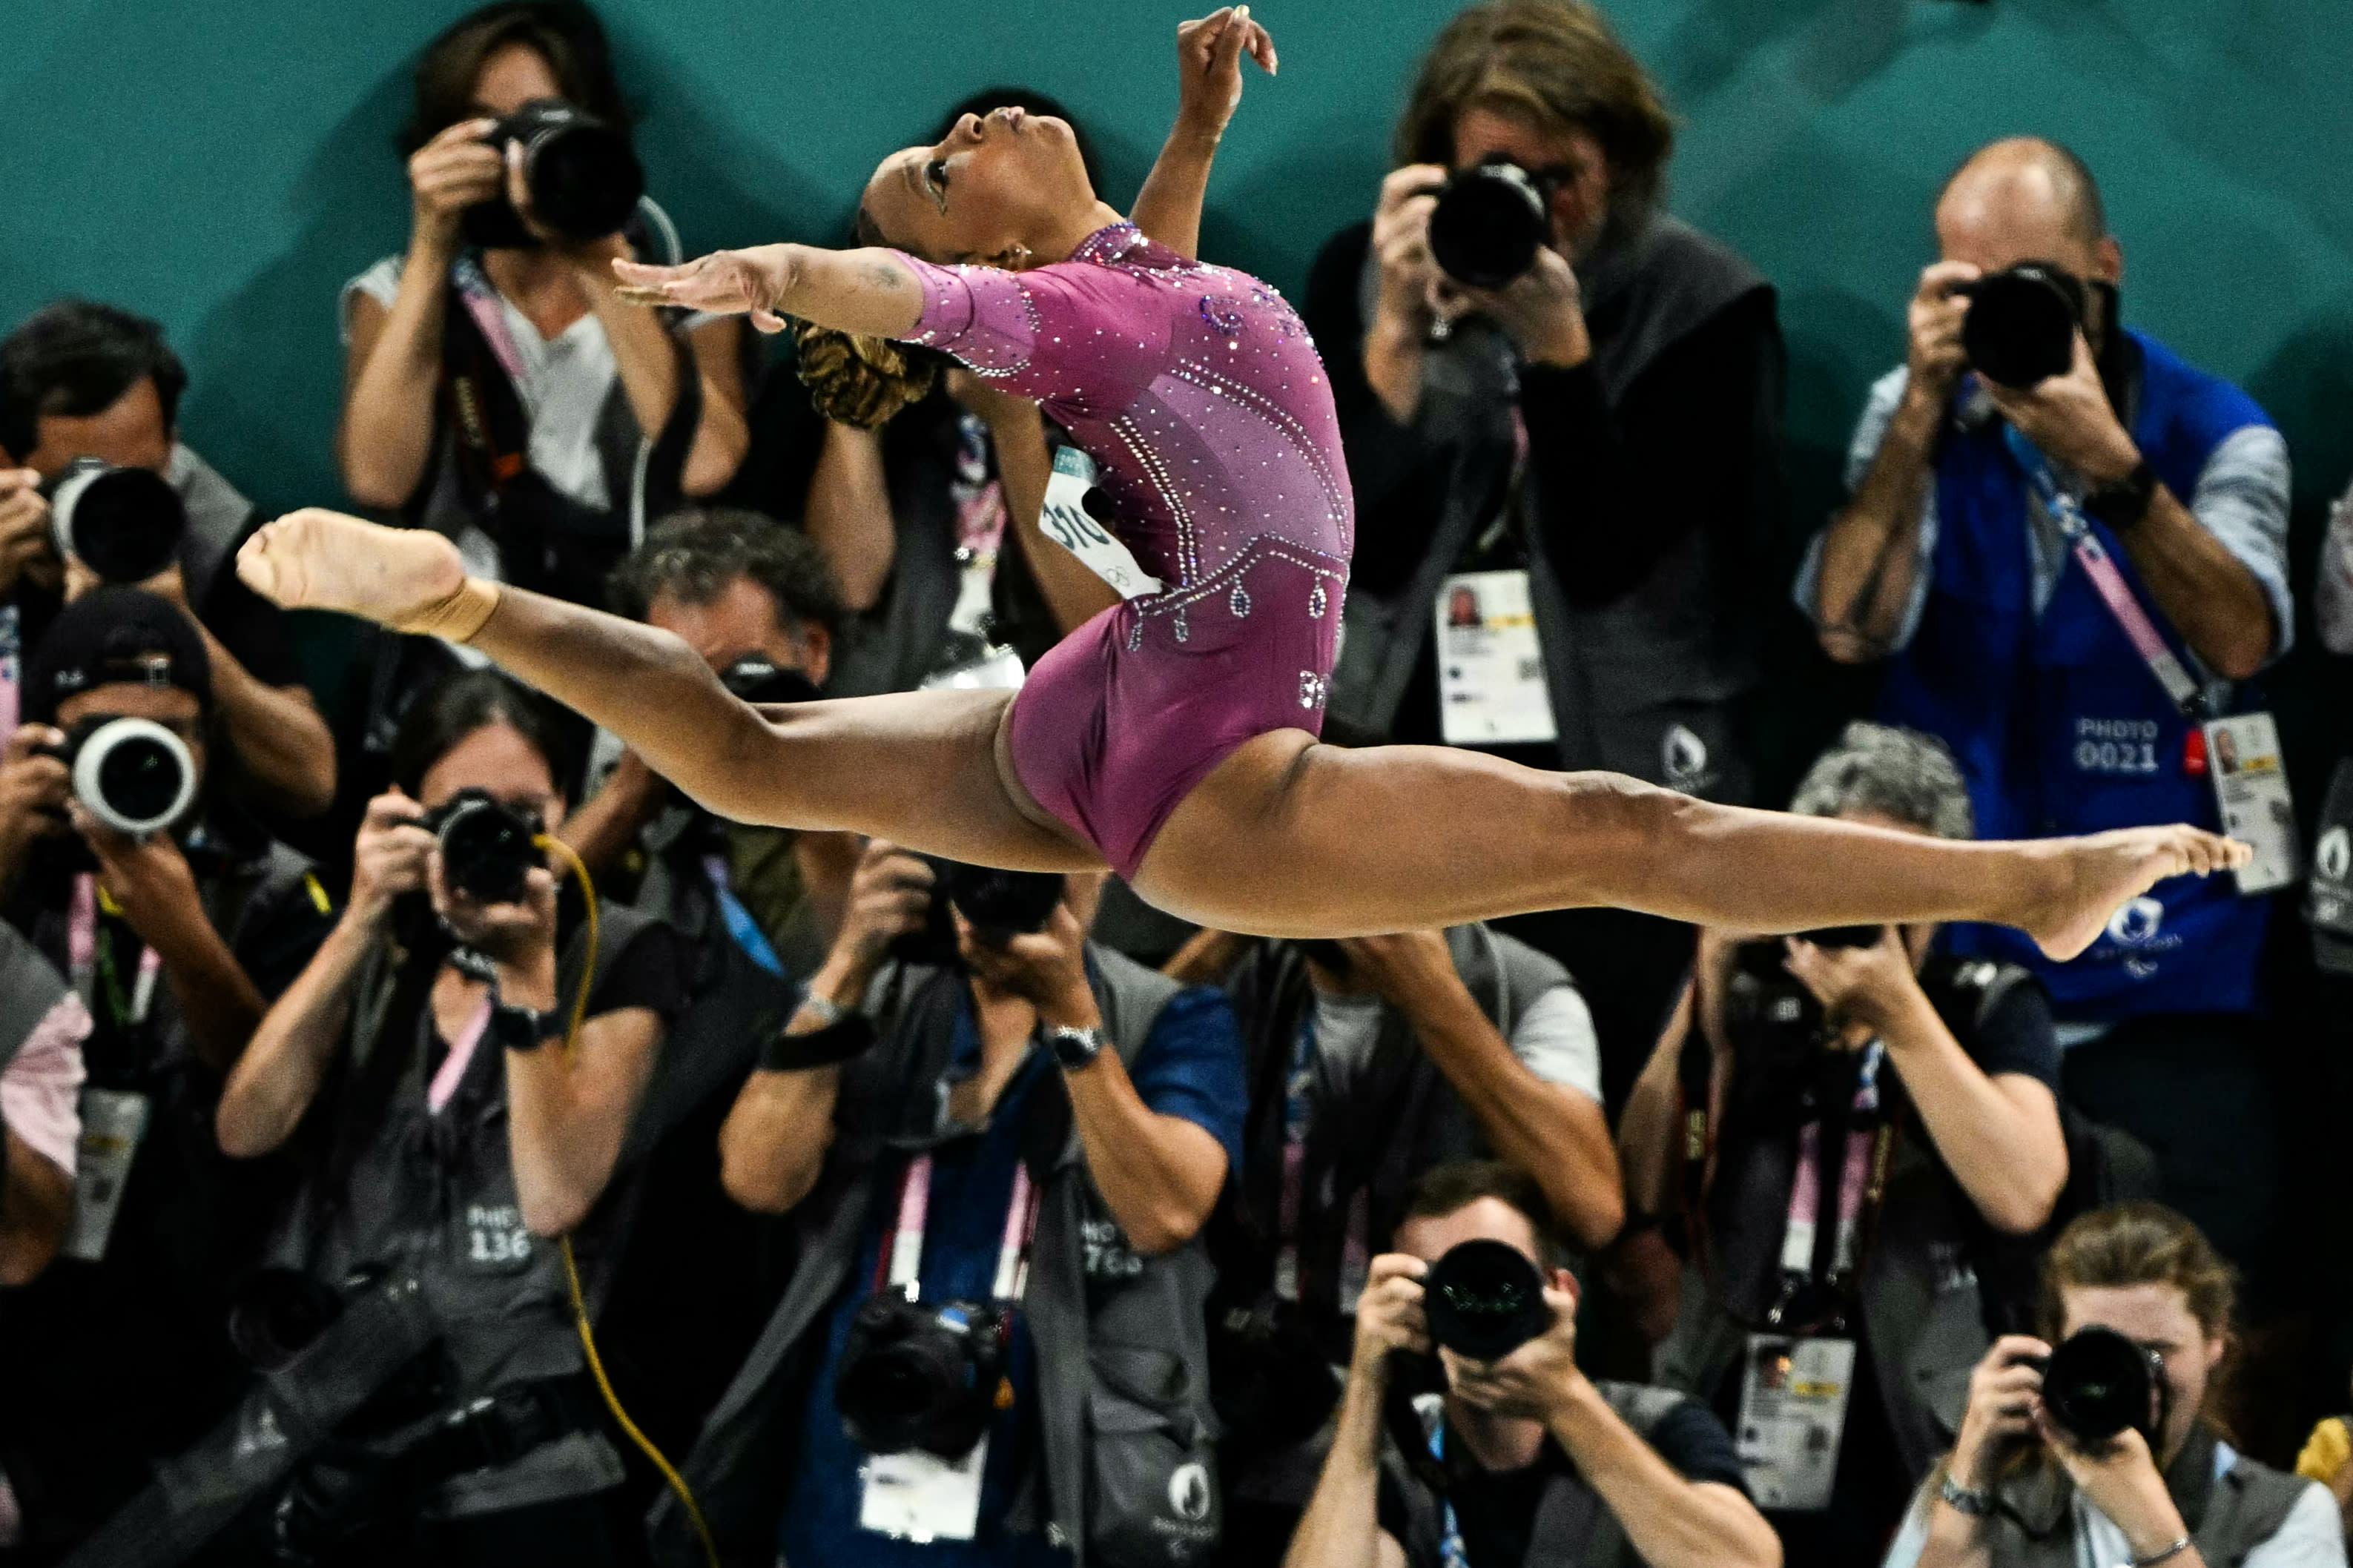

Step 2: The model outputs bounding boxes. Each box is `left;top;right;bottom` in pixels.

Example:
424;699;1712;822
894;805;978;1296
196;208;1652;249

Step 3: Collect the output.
1887;1203;2343;1568
216;668;684;1565
1302;0;1783;1104
340;0;750;611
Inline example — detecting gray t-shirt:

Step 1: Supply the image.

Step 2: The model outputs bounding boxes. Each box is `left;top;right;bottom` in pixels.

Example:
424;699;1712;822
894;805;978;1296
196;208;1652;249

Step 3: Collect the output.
1308;981;1602;1107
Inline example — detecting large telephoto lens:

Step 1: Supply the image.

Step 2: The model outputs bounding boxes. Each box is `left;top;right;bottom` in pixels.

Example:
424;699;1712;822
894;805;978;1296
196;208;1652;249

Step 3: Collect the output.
2039;1325;2162;1444
47;460;186;584
1422;1239;1552;1362
1427;162;1551;291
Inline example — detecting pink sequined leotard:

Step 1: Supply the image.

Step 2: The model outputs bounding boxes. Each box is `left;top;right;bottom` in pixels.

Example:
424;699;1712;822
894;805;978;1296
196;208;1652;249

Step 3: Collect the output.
897;225;1353;878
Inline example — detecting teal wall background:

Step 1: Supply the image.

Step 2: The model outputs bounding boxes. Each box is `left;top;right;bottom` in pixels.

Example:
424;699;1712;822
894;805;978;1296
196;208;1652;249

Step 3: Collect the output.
2;0;2351;773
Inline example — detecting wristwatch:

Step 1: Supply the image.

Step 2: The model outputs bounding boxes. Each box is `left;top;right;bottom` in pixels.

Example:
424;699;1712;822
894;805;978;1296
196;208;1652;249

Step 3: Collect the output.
1936;1472;1993;1518
2083;459;2159;532
489;999;561;1053
1047;1024;1106;1072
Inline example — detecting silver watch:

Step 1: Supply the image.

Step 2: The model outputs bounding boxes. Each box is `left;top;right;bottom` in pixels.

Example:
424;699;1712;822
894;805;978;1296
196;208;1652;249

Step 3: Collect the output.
1048;1024;1105;1072
1937;1472;1993;1517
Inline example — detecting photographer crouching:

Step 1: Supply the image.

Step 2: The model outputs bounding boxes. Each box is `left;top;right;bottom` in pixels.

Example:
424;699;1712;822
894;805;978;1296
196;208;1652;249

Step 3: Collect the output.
1617;723;2072;1567
210;668;685;1566
0;589;334;1561
1887;1204;2344;1568
1285;1160;1778;1568
666;859;1245;1568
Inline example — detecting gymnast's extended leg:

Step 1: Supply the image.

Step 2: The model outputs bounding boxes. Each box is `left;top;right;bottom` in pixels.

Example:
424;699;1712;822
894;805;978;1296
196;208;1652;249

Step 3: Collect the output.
1132;730;2244;961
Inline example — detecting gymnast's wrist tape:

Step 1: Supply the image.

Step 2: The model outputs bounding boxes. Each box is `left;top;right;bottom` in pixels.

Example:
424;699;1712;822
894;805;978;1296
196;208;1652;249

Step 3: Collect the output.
389;576;503;643
758;1011;877;1073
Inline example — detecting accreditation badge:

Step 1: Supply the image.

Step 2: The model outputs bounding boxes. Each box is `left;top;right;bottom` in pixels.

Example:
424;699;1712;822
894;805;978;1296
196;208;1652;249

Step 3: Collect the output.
2201;712;2298;895
1733;1334;1855;1512
61;1087;150;1263
859;1435;989;1543
1433;569;1557;747
1038;449;1162;601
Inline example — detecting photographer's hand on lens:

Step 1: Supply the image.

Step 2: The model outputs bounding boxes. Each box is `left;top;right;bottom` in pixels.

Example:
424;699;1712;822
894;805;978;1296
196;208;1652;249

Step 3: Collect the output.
346;791;435;927
1440;1281;1583;1423
67;800;208;950
1984;331;2142;485
1175;6;1278;140
1951;1334;2053;1489
0;468;61;598
827;838;935;978
1781;924;1919;1042
1352;1254;1434;1382
1906;260;1981;408
1443;243;1591;369
1371;166;1449;334
952;902;1098;1031
407;118;506;250
429;844;559;998
2030;1406;2189;1561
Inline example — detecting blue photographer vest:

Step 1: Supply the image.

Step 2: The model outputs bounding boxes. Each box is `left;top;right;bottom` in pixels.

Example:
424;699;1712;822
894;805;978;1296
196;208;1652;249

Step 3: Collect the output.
1879;332;2274;1021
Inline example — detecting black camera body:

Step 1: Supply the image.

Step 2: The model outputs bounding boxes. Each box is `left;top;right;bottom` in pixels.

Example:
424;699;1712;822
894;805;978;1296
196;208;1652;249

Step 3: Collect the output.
419;788;544;905
835;1292;1012;1458
1427;160;1559;291
40;713;199;838
1958;263;2090;390
1422;1239;1553;1362
45;457;187;585
2030;1325;2168;1446
462;98;644;251
892;858;1067;965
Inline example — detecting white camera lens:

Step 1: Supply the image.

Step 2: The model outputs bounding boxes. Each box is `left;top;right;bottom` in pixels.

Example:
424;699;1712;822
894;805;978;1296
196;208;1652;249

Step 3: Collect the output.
72;717;197;836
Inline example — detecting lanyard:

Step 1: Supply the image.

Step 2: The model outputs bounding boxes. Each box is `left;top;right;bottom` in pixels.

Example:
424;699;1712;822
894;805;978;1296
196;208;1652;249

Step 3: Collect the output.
0;602;19;743
948;414;1008;640
1429;1421;1472;1568
1273;1008;1370;1312
427;993;495;1115
702;853;785;978
882;1149;1040;1306
70;875;162;1030
1773;1042;1892;1305
2006;429;2208;719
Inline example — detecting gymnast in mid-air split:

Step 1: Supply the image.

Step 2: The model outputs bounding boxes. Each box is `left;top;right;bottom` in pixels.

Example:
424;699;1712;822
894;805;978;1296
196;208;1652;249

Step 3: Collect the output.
238;6;2245;951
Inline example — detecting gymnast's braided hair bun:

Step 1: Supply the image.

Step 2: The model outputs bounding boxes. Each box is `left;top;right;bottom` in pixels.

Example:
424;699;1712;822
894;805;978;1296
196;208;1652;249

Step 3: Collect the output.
791;322;939;430
791;202;943;430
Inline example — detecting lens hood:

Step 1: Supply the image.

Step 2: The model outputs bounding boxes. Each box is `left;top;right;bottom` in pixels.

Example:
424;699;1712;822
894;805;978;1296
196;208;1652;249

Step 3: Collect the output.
68;715;197;836
48;459;187;585
1422;1239;1551;1362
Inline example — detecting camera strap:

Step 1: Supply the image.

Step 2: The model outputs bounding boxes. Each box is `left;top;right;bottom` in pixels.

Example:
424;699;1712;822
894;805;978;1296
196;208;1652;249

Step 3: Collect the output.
880;1150;1042;1307
1272;1009;1372;1314
1772;1042;1890;1306
701;854;785;979
425;993;495;1115
2006;431;2206;719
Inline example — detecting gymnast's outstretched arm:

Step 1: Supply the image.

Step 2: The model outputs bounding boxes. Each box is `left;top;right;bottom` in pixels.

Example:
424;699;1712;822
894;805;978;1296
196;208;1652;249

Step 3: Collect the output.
1130;6;1277;260
615;242;924;342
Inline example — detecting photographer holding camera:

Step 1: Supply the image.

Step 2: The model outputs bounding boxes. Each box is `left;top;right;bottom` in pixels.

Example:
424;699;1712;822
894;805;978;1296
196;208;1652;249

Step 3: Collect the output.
1301;0;1783;1108
212;667;685;1563
1798;139;2294;1305
1614;723;2070;1567
1207;924;1616;1561
1884;1203;2343;1568
340;1;748;604
0;301;336;819
0;588;336;1557
1285;1160;1777;1568
663;864;1244;1567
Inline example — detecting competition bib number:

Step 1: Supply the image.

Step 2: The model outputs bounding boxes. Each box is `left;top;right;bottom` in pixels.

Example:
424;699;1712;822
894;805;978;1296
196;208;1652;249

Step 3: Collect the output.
2203;712;2298;895
1434;569;1557;747
458;1202;535;1275
1734;1334;1855;1512
1038;449;1162;601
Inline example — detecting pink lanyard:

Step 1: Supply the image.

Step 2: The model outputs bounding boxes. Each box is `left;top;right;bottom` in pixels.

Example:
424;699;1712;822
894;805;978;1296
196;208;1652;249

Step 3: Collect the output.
426;993;496;1115
69;874;162;1026
882;1151;1040;1306
2008;431;2207;718
1776;1042;1887;1284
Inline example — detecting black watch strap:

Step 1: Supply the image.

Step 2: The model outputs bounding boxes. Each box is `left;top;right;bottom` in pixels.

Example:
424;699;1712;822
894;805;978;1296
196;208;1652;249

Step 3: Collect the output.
759;1013;877;1074
2083;459;2159;531
489;1000;561;1053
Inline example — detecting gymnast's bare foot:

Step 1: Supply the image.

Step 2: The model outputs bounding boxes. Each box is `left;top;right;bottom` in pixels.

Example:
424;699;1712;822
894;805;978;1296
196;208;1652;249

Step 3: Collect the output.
236;508;465;625
2019;825;2251;962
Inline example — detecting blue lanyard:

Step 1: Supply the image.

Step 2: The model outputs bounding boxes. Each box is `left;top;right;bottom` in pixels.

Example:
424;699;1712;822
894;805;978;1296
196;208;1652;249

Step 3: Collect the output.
1430;1420;1470;1568
703;854;784;978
